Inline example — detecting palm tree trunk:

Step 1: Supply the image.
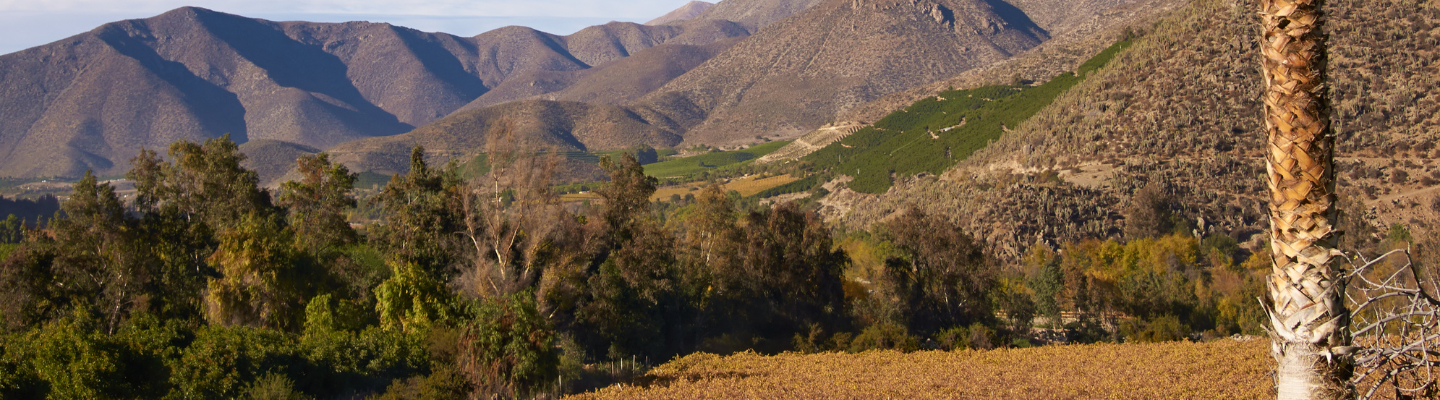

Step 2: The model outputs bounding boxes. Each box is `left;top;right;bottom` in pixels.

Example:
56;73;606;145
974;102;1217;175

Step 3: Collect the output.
1258;0;1349;398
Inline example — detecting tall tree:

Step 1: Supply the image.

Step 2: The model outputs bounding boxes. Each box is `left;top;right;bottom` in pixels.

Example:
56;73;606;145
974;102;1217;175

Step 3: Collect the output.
277;153;358;258
370;146;463;276
51;172;148;333
1258;0;1348;397
128;136;304;328
595;153;657;243
879;208;993;334
460;125;565;298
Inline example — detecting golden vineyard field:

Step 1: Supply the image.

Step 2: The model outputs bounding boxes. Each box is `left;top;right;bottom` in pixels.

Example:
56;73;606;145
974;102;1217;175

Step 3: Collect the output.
567;339;1271;399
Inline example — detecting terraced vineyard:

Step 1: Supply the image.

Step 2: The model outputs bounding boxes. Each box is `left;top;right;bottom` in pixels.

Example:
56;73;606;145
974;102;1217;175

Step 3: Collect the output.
567;339;1270;399
803;40;1133;194
643;141;791;179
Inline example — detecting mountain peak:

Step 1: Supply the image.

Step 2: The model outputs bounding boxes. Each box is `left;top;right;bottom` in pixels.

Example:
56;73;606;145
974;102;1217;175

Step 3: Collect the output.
648;1;717;25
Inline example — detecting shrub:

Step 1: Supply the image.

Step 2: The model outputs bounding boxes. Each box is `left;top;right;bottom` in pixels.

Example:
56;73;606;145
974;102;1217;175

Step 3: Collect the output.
170;325;297;399
456;294;558;398
244;373;312;400
966;324;999;350
933;326;969;351
370;365;470;400
1120;315;1190;343
1391;169;1410;184
848;323;919;352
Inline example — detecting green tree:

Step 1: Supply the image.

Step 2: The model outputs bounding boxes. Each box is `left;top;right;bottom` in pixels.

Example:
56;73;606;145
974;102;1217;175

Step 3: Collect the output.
596;153;657;241
735;203;848;345
371;147;463;277
277;153;358;258
205;212;306;330
0;214;22;244
169;325;296;399
50;171;153;334
579;221;681;359
129;135;275;232
374;260;454;334
457;294;558;398
878;208;994;335
127;135;283;322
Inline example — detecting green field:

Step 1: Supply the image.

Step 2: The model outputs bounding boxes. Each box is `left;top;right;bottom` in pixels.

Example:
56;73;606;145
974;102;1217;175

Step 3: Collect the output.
643;141;791;178
803;40;1133;194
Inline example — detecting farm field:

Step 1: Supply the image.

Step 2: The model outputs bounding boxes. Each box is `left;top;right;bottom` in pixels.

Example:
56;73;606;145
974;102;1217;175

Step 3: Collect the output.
567;338;1271;399
560;174;802;203
643;141;791;179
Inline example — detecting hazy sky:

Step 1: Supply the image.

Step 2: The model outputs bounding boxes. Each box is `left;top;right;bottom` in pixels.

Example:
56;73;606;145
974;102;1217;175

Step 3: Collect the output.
0;0;699;55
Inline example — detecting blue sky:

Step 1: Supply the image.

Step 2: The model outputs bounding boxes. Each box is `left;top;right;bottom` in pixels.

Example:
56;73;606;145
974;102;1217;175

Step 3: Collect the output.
0;0;699;55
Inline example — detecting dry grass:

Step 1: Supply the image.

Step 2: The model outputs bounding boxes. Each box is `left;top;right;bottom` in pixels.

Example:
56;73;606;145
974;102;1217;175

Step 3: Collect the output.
566;339;1271;399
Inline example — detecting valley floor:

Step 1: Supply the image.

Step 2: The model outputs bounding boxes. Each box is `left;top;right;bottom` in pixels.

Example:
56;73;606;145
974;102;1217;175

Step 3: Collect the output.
567;338;1270;399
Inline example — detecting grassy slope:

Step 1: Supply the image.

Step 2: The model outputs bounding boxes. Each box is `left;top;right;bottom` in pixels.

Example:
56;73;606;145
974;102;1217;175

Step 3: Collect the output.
568;339;1269;399
803;40;1133;194
643;141;791;178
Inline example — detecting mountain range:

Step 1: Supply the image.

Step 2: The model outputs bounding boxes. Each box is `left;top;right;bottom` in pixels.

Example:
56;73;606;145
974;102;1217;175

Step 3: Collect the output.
832;0;1440;261
0;0;1156;182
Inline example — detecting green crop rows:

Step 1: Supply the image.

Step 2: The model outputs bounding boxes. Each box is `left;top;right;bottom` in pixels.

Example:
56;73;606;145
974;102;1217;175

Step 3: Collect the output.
803;40;1133;194
643;141;790;179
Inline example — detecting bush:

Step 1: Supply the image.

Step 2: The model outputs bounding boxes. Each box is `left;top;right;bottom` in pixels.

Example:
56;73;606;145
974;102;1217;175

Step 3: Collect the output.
1391;169;1410;184
1120;315;1190;343
170;325;297;399
370;365;470;400
848;323;919;352
244;373;312;400
456;294;558;398
966;324;999;350
933;326;969;351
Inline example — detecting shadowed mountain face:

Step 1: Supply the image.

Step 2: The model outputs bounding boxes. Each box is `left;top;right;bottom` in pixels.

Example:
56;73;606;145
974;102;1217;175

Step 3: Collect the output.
0;7;745;179
0;0;1167;180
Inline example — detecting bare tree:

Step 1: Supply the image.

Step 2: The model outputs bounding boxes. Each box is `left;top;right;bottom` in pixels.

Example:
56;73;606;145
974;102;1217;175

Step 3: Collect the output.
459;122;566;298
1257;0;1350;398
1345;248;1440;399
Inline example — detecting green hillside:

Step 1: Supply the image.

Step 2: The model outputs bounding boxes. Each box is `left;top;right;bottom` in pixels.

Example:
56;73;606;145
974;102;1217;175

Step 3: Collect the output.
804;40;1133;194
643;141;790;179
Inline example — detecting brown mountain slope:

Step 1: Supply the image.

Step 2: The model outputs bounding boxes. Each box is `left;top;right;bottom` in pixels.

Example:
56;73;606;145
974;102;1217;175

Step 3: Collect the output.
1005;0;1148;36
640;0;1048;146
0;7;491;178
326;100;682;175
835;0;1440;261
694;0;826;32
0;7;754;179
238;140;319;185
453;20;750;111
842;0;1180;123
536;37;745;105
649;1;717;25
